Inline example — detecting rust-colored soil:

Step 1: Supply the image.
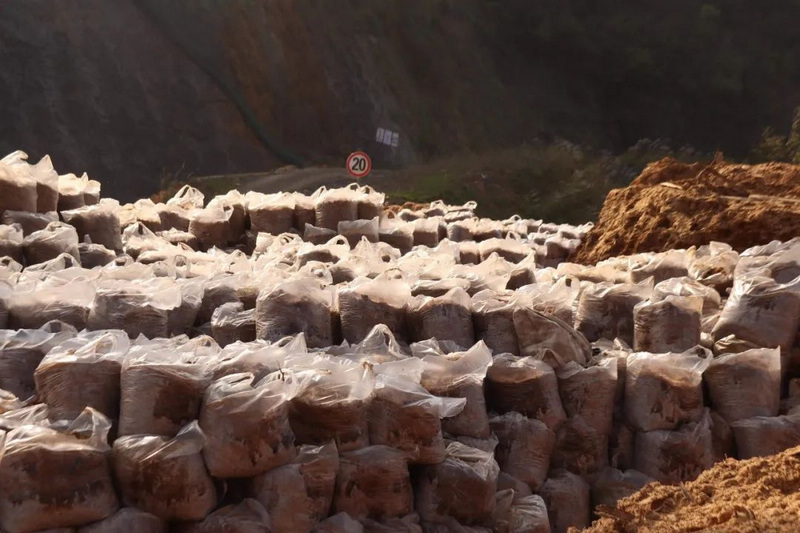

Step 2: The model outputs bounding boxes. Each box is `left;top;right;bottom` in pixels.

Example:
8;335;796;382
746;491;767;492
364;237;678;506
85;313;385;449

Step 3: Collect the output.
572;157;800;264
578;446;800;533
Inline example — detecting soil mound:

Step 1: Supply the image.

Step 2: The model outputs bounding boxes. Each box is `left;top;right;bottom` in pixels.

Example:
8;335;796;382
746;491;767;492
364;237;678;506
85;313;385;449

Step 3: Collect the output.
579;445;800;533
573;157;800;264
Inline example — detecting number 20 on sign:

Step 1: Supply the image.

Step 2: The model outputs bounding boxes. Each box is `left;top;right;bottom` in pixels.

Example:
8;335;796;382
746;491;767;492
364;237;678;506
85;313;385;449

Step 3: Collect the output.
346;151;372;180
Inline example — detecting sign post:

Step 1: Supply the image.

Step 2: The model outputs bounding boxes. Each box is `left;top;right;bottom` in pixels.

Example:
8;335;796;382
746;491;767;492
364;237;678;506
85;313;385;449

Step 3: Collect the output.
346;151;372;180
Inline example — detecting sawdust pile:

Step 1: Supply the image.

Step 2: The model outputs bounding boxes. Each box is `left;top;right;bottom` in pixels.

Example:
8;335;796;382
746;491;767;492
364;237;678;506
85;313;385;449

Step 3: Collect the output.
573;158;800;264
578;445;800;533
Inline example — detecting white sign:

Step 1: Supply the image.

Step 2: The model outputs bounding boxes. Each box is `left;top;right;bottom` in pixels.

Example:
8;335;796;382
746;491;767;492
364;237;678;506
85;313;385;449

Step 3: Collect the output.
375;127;399;148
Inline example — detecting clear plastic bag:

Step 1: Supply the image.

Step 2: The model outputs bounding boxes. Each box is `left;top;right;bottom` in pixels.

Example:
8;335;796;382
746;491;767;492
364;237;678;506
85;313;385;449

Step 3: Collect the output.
538;470;590;533
574;279;653;345
113;421;217;521
493;494;550;533
88;278;182;339
155;203;191;233
478;236;530;264
337;276;410;343
590;467;654;509
173;499;271;533
471;290;518;356
304;224;339;245
8;279;95;330
557;358;618;436
23;221;81;265
0;223;24;263
256;278;335;348
246;191;296;235
211;301;256;347
339;217;380;248
633;295;703;353
199;372;297;478
62;205;123;251
485;354;566;430
315;185;360;230
412;218;441;248
407;287;474;349
379;212;414;254
550;415;609;477
2;210;58;236
0;151;38;213
730;413;800;459
189;205;234;249
688;242;739;291
489;412;554;491
628;250;690;284
208;190;247;244
79;242;117;268
704;348;781;422
78;507;167;533
58;173;92;212
513;306;591;370
167;185;205;211
652;276;721;315
212;335;302;380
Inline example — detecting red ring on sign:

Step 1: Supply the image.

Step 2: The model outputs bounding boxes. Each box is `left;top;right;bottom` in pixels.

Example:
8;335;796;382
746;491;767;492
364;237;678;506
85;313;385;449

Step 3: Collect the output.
346;151;372;179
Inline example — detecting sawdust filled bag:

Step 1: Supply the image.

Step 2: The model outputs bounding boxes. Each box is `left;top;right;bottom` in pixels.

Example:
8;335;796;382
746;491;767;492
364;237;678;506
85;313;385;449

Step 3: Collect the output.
246;192;295;235
289;357;375;451
305;223;339;245
704;348;781;423
167;185;205;211
0;223;23;262
415;442;499;526
113;421;216;521
339;217;380;248
33;156;59;213
8;280;94;330
379;212;414;254
557;359;618;436
590;467;654;509
550;416;608;477
411;278;471;298
34;329;129;423
368;373;465;464
731;413;800;459
208;191;247;244
0;321;77;400
471;290;518;356
256;278;335;348
338;276;410;343
88;278;181;339
169;277;203;336
61;205;123;251
0;408;118;533
197;274;240;325
633;295;702;353
3;210;58;236
494;494;550;533
315;185;360;230
459;240;481;264
513;307;591;370
485;354;566;430
211;334;302;380
57;173;91;212
189;205;233;249
412;218;441;248
407;287;474;348
653;276;721;316
628;250;689;284
478;236;530;264
625;350;710;432
79;242;116;268
211;302;256;347
118;346;210;437
633;410;714;483
291;192;316;229
489;412;554;491
452;254;512;295
315;513;364;533
250;441;339;532
357;185;385;220
156;203;191;232
574;279;653;345
333;445;413;520
689;241;739;291
447;219;473;243
199;372;296;478
539;471;590;533
506;255;537;290
420;342;493;438
159;229;199;250
0;152;38;213
78;507;167;533
173;499;271;533
23;221;80;265
712;274;800;351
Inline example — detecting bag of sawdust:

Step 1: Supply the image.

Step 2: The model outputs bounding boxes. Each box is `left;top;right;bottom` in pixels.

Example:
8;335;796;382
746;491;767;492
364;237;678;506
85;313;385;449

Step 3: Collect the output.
590;467;654;509
0;223;23;263
0;153;38;214
557;358;618;436
493;494;550;533
155;202;191;232
412;218;441;248
78;242;116;268
538;470;590;533
78;507;167;533
625;350;710;432
712;274;800;351
459;240;481;264
415;442;499;526
189;205;233;249
250;441;339;531
652;276;721;316
158;228;199;250
62;205;123;251
420;342;493;438
304;223;339;245
0;321;77;400
167;185;205;211
88;278;181;339
297;235;350;265
704;348;781;423
628;250;689;284
471;290;518;356
196;274;240;325
709;410;735;462
315;185;360;230
57;173;92;211
208;190;247;244
34;329;129;423
368;373;465;464
357;185;385;220
113;421;216;521
360;514;423;533
411;277;471;298
211;302;256;347
407;287;474;348
506;254;537;290
379;212;415;254
485;354;566;430
447;219;474;243
730;413;800;459
489;412;554;491
8;280;94;330
575;279;653;345
83;179;100;206
633;410;714;483
478;236;530;264
451;253;512;295
21;153;58;213
168;277;204;336
173;499;271;533
0;407;118;532
688;242;739;291
289;356;375;451
633;295;703;353
3;210;58;236
118;345;210;437
332;445;413;520
513;306;591;370
199;372;296;478
313;512;364;533
290;192;316;229
23;221;80;265
339;217;380;248
550;415;609;477
246;191;295;235
256;278;335;348
338;276;410;343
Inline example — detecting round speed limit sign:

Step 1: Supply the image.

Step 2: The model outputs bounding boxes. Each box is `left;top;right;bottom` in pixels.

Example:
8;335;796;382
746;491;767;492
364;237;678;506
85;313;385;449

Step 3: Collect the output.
346;151;372;179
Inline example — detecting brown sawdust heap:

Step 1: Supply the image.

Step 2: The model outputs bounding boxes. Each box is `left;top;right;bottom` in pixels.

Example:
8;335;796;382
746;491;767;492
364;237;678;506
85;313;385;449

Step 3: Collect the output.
578;445;800;533
573;157;800;264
